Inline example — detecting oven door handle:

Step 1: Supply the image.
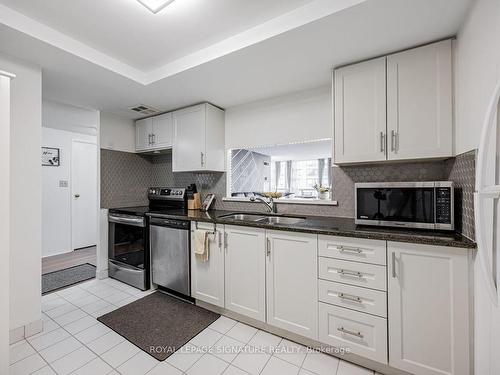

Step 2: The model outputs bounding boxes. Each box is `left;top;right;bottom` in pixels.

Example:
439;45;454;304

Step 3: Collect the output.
109;259;144;273
109;214;145;227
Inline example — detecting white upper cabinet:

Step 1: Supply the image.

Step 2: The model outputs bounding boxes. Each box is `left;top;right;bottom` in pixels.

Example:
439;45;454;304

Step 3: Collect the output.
387;40;452;160
334;57;387;164
224;225;266;322
135;112;173;152
266;230;318;339
333;40;453;164
388;242;470;375
135;118;153;152
173;103;225;172
151;112;173;150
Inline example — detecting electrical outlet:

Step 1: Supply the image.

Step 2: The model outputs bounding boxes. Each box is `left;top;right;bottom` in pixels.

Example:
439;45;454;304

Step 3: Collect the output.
59;180;68;188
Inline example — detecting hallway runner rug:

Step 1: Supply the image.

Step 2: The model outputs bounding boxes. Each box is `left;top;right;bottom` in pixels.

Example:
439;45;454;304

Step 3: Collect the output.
41;263;96;295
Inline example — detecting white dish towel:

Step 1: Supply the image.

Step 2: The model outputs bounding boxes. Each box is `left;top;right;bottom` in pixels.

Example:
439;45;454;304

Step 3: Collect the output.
194;229;210;262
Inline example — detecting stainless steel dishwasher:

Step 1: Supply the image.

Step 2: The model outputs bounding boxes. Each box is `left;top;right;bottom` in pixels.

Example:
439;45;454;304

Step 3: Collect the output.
149;217;191;297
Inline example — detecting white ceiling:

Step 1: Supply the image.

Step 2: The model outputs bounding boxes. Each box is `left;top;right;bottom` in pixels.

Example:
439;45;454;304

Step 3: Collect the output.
0;0;315;71
0;0;472;119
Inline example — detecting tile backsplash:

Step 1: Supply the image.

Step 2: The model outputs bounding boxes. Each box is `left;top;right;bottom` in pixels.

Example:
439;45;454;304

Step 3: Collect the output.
101;149;476;239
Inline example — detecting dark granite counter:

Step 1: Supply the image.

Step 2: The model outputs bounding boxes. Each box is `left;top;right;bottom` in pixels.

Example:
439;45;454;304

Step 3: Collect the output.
129;208;476;249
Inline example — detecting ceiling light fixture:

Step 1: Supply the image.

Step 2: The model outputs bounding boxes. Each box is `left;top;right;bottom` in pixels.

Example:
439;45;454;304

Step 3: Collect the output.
137;0;175;14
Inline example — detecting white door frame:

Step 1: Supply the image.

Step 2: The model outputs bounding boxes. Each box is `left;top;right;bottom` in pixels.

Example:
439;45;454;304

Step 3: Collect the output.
70;139;98;251
0;70;15;375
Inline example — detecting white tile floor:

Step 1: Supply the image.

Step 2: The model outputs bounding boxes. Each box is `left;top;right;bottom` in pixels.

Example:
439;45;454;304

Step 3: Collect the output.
10;277;379;375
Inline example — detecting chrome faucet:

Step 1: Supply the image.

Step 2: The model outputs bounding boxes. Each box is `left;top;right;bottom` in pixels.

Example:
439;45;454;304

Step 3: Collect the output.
250;196;277;213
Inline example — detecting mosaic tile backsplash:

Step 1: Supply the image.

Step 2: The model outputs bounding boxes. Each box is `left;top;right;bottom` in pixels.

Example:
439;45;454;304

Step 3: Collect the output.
101;149;476;239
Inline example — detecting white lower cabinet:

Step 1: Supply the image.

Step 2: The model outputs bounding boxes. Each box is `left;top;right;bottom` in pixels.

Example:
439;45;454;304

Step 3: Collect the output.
190;222;225;307
319;303;387;363
224;225;266;322
388;242;470;375
266;230;318;340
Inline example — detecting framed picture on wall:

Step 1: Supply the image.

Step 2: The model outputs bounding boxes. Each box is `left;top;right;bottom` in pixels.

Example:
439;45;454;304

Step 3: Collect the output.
42;147;60;167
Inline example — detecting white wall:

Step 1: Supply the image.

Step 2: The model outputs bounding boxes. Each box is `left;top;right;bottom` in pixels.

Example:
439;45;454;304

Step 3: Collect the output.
43;100;98;136
42;127;97;257
100;112;135;152
225;85;332;149
454;1;500;374
454;0;500;154
0;53;42;333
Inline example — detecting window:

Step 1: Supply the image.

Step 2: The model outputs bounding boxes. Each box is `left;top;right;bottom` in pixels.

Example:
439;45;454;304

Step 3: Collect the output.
228;139;332;201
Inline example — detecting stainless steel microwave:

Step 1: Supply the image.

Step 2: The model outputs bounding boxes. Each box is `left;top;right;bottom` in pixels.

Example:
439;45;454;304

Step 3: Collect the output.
355;182;454;230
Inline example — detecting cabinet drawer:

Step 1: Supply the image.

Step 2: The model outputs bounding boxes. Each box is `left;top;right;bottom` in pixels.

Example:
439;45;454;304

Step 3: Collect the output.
318;279;387;317
319;235;386;265
319;257;387;291
319;302;387;364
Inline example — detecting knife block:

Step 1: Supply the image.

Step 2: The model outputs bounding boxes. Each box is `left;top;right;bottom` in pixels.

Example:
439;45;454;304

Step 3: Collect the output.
188;192;202;210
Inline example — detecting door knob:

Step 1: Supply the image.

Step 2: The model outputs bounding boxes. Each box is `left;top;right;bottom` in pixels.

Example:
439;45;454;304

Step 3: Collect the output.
74;194;80;198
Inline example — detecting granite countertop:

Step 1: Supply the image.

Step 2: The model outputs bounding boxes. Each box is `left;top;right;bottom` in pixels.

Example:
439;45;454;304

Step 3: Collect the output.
109;207;477;249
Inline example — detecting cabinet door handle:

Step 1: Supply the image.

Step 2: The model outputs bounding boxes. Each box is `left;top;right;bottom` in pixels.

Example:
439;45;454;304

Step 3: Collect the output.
338;269;364;278
224;232;228;252
338;246;362;254
392;252;397;278
337;326;364;339
152;134;156;144
200;152;205;167
148;134;152;146
391;130;396;152
266;238;271;257
218;231;222;252
380;132;385;153
338;293;363;303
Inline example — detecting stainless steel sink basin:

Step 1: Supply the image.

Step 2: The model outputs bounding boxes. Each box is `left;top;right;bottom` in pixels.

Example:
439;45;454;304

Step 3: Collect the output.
257;216;306;225
218;213;267;221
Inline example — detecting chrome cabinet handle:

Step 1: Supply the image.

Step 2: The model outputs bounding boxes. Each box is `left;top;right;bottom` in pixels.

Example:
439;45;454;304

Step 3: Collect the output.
266;238;271;257
148;134;152;145
337;246;362;254
337;326;364;339
338;269;364;278
338;293;363;303
392;252;396;278
224;232;228;252
200;152;205;167
218;231;222;251
380;132;385;153
391;130;399;152
152;134;156;144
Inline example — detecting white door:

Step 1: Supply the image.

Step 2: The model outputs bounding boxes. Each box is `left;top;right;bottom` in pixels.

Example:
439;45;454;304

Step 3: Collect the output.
173;104;206;172
266;230;318;339
135;118;153;151
71;140;97;250
334;57;387;164
191;222;224;307
387;40;452;160
388;242;470;375
152;112;173;149
224;225;266;322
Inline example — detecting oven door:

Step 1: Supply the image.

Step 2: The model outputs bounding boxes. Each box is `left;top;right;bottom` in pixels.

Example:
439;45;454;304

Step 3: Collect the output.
108;213;148;289
356;185;436;229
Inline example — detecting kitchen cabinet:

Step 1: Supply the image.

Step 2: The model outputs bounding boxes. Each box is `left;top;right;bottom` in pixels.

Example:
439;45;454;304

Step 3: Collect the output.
388;242;470;375
387;40;452;160
224;225;266;322
334;57;387;164
135;112;173;152
334;39;452;164
190;222;225;307
173;103;225;172
266;230;318;339
135;118;153;152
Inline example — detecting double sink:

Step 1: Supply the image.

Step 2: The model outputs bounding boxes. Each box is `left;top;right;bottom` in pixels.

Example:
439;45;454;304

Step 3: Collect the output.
218;213;306;226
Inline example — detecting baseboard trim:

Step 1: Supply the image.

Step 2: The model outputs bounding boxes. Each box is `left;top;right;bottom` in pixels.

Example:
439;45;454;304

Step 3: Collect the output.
9;319;43;344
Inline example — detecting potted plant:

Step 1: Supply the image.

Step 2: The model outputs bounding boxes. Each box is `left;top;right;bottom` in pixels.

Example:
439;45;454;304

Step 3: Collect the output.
313;184;330;200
